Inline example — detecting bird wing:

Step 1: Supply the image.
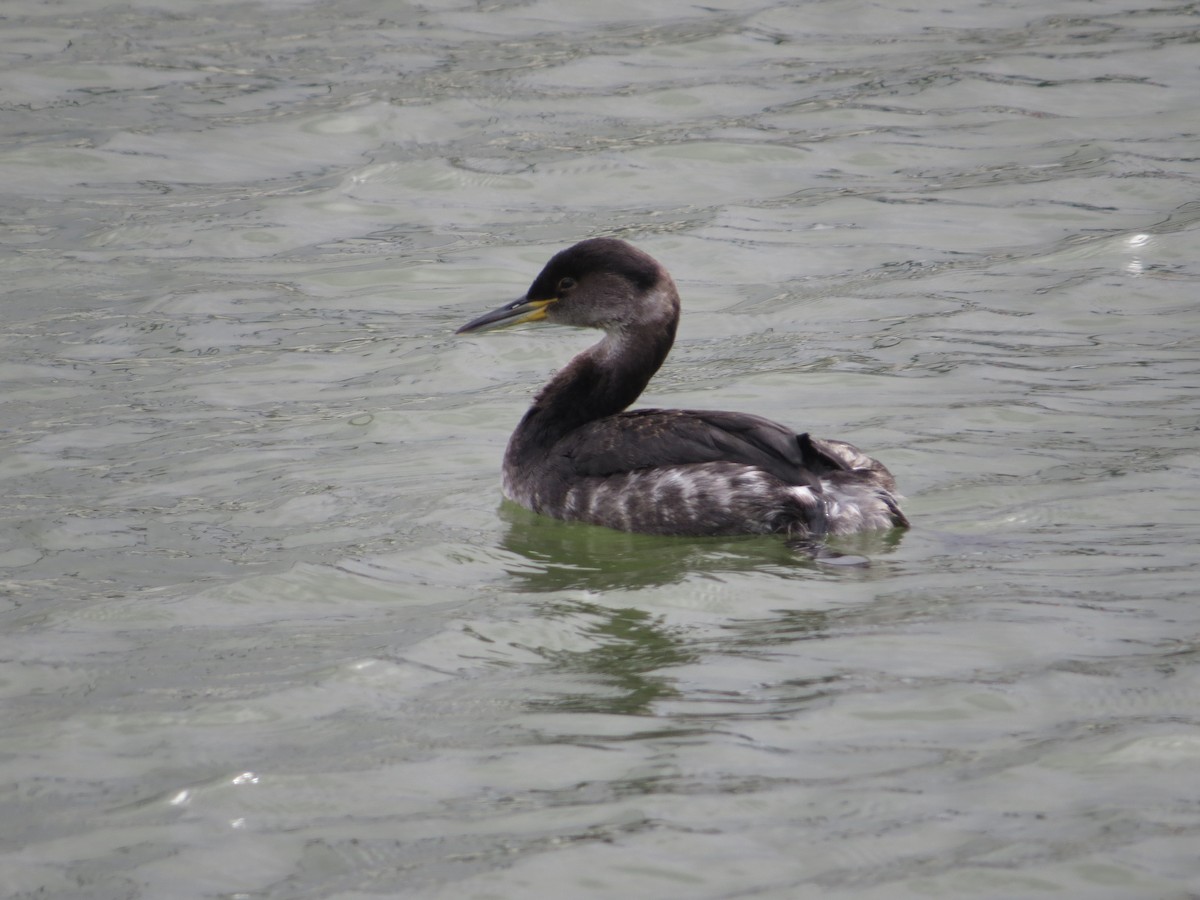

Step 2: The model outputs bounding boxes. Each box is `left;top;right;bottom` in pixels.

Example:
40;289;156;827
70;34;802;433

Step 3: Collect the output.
555;408;849;487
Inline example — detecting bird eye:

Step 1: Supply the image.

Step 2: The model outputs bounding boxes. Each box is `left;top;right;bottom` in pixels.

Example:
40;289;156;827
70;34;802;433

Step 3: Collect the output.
557;277;576;294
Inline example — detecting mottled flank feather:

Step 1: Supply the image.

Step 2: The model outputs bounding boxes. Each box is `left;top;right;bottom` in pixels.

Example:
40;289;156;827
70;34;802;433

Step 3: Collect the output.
457;238;908;545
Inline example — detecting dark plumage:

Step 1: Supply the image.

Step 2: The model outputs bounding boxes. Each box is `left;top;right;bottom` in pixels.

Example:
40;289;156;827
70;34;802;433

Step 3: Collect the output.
456;238;908;542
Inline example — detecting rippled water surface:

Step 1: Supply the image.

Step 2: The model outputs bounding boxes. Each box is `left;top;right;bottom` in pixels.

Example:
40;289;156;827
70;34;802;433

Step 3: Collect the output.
3;0;1200;897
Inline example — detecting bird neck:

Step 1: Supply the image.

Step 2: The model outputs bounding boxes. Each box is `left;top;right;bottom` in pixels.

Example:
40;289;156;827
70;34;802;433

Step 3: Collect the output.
509;315;678;459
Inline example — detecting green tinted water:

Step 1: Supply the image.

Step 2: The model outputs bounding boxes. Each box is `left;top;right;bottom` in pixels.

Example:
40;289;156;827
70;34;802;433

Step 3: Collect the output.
2;0;1199;897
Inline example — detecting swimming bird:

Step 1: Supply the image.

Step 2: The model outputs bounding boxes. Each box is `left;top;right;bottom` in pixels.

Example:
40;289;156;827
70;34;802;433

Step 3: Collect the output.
456;238;908;544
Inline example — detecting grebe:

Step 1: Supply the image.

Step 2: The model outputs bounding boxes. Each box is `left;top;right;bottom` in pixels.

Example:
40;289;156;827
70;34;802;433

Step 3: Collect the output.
456;238;908;543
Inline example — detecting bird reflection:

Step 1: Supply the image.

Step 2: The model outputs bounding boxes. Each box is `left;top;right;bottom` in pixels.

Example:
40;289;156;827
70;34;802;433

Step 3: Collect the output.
495;501;905;594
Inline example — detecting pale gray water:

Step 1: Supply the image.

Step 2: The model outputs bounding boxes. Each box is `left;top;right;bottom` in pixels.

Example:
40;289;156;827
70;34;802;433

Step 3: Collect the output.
3;0;1200;897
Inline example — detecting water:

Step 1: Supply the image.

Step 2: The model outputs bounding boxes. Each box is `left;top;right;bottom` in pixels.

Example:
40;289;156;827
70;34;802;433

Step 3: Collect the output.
3;0;1199;896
